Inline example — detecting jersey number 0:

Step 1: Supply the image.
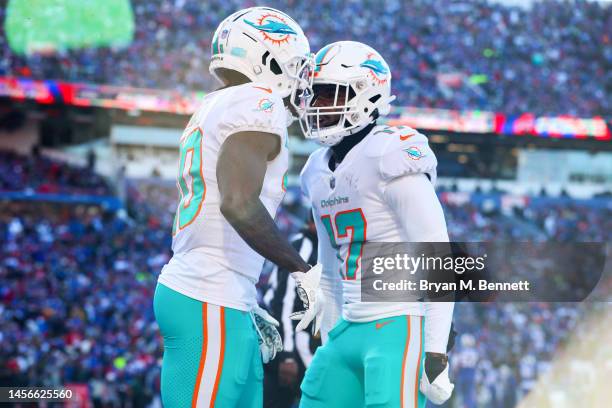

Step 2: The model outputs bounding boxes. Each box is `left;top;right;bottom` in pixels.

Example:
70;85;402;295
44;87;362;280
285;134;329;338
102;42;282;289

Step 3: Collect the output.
173;127;206;235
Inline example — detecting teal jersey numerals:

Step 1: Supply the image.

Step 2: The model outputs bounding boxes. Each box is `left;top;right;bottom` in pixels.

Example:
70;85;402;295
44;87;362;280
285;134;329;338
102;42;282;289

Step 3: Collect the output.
321;209;367;280
173;128;206;235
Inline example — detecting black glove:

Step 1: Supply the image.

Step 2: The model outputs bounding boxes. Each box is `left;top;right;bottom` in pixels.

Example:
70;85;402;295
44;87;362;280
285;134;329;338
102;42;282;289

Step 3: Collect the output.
424;352;448;382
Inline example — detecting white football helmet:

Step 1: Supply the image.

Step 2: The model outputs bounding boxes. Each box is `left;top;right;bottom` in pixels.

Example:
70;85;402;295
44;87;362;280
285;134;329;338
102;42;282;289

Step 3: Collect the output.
209;7;313;115
300;41;396;146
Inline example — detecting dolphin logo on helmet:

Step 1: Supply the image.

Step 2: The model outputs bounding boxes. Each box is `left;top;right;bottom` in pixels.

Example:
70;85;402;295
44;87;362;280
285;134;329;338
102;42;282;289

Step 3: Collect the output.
359;59;388;76
244;19;297;35
360;53;389;85
243;12;299;46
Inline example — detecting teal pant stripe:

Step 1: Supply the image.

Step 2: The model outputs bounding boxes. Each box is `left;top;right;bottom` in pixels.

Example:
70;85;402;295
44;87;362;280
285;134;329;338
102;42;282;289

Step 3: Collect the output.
417;316;426;408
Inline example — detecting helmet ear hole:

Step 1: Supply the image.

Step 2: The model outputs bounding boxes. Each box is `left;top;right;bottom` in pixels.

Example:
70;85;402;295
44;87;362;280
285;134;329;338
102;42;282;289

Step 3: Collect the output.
269;58;283;75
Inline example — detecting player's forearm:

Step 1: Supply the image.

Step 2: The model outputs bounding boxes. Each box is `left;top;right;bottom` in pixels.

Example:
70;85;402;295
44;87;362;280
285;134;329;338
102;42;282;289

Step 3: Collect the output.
383;174;455;352
424;302;454;353
221;197;310;272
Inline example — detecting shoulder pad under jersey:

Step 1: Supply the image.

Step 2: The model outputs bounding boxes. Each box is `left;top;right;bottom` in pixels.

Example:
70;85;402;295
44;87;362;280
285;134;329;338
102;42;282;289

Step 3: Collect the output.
364;125;437;185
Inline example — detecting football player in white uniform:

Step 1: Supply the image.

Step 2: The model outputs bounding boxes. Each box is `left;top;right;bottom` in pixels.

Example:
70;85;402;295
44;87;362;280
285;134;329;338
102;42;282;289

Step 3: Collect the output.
296;41;455;407
153;7;324;408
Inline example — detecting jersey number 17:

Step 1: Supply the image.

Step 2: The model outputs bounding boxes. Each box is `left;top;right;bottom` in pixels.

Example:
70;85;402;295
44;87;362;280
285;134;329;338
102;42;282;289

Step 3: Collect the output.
321;209;367;280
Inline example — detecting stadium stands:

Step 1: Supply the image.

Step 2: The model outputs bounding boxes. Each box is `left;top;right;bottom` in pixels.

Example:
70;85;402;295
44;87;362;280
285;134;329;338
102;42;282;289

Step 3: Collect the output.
1;0;609;117
0;200;169;405
0;0;609;404
0;150;110;196
1;163;609;406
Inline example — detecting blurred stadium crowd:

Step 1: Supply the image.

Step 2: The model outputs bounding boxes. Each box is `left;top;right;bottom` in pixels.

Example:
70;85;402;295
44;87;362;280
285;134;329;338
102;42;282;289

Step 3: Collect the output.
0;149;110;195
1;152;610;407
1;0;610;117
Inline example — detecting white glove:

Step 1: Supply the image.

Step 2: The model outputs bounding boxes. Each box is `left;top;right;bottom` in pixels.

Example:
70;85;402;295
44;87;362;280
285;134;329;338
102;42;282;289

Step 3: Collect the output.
250;305;283;364
289;264;326;335
419;359;454;405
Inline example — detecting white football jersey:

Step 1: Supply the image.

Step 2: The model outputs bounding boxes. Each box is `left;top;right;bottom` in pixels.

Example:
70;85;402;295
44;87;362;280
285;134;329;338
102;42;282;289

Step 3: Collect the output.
315;211;344;343
159;82;289;311
301;125;440;322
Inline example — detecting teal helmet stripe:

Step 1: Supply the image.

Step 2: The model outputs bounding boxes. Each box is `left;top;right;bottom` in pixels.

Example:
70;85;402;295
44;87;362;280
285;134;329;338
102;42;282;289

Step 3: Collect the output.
212;34;220;54
314;44;334;72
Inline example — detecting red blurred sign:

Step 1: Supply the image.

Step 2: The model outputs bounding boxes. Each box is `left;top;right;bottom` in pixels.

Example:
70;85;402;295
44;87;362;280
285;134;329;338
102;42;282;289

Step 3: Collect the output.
1;76;609;140
495;113;610;139
0;77;55;104
0;76;202;114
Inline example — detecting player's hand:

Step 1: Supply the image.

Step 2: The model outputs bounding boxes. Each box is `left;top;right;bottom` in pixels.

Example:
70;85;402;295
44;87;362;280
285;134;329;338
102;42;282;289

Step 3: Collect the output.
290;264;326;335
278;358;299;386
419;352;454;405
251;305;283;364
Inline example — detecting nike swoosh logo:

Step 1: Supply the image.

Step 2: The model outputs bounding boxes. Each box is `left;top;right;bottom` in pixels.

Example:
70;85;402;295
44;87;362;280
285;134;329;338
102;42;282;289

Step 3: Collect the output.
375;320;395;330
253;86;273;94
399;133;415;141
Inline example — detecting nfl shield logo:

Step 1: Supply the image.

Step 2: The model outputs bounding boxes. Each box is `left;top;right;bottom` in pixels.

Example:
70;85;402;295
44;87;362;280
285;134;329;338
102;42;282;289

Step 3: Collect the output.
330;176;336;189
